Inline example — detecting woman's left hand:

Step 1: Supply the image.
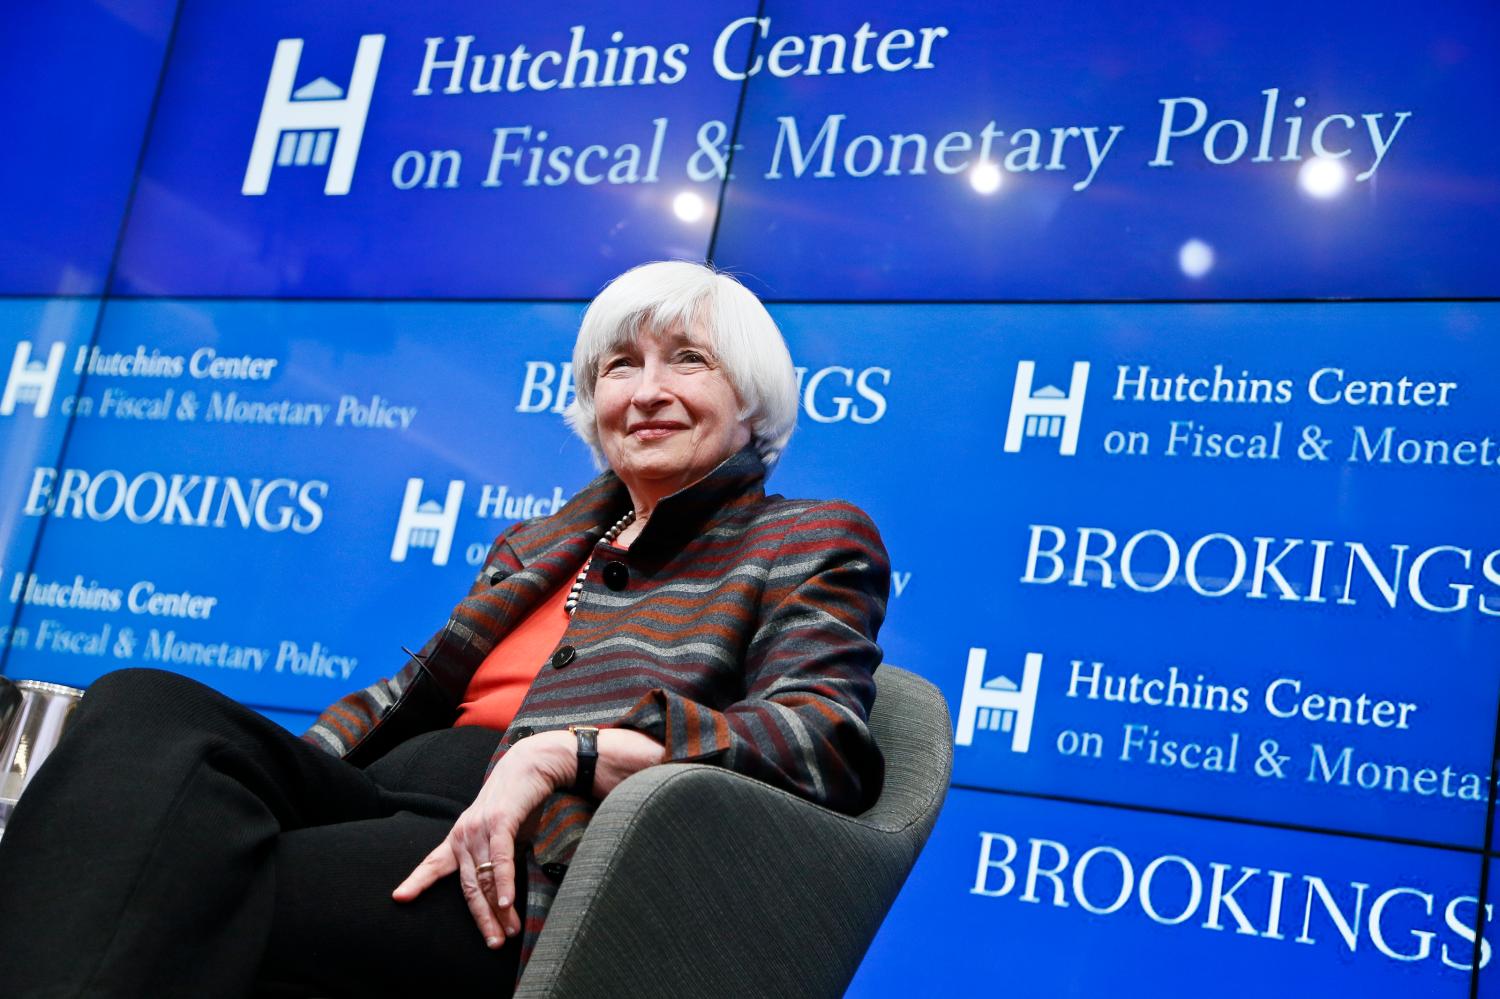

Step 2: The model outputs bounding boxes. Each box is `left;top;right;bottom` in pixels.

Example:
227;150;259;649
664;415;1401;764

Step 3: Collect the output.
391;731;574;948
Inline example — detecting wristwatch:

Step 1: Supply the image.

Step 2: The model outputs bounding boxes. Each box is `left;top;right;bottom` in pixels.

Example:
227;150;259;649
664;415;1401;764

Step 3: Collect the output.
568;724;600;797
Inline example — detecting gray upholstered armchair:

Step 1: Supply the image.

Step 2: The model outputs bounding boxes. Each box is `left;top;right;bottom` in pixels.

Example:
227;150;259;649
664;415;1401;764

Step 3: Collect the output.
514;664;953;999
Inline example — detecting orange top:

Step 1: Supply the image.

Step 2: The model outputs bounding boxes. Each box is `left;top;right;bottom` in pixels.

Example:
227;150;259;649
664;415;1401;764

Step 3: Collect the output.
452;577;571;731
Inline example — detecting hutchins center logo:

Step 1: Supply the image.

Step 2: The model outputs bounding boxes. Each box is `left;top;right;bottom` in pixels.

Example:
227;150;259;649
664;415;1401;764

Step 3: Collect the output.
955;649;1042;751
2;341;65;418
972;832;1491;972
1004;361;1090;456
390;478;464;565
243;34;385;196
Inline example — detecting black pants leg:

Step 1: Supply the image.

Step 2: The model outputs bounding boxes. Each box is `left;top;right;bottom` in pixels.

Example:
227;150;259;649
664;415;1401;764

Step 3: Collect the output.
256;732;526;997
0;668;520;998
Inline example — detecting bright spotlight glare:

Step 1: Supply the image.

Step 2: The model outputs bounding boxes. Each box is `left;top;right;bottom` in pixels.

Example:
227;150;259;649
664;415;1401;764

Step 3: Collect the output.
969;162;1002;195
1299;157;1348;199
672;191;706;222
1178;239;1215;279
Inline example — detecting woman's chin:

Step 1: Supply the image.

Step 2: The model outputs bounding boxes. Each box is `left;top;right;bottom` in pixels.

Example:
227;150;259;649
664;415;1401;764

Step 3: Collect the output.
626;461;687;483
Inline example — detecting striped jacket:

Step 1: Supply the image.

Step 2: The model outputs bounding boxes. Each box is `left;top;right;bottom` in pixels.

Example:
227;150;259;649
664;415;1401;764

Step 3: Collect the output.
303;445;890;980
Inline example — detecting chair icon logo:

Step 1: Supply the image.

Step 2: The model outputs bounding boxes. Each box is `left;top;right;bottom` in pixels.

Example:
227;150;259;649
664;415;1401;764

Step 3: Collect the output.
390;478;464;565
243;34;386;196
955;649;1041;752
1;341;65;418
1003;361;1089;456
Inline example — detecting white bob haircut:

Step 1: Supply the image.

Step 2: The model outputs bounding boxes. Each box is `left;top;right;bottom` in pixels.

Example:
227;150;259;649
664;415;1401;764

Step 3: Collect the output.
565;261;799;471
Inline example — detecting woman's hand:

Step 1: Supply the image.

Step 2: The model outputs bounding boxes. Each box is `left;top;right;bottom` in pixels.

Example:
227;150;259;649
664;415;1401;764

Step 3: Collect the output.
391;731;574;947
390;727;666;948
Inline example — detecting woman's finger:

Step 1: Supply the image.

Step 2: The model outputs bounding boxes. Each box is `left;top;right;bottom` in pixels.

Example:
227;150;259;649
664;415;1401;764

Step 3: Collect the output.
497;851;521;940
487;829;517;923
391;840;456;901
475;856;518;940
462;815;501;911
454;843;505;949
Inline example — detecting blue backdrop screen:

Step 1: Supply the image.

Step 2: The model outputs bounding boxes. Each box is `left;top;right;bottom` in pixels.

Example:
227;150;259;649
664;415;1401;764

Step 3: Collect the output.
2;2;1497;995
0;0;175;294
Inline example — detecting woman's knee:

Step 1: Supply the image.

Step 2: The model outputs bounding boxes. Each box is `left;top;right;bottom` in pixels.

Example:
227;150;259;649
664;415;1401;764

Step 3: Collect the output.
85;667;199;706
77;668;230;733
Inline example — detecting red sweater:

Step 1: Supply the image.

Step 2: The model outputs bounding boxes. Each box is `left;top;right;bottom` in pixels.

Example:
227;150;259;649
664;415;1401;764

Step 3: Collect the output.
451;577;570;731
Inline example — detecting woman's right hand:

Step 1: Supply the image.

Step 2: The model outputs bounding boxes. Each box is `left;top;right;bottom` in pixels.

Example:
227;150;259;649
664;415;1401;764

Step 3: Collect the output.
390;732;572;947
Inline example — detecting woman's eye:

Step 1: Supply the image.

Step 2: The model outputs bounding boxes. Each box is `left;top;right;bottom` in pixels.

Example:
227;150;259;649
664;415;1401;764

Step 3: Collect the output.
676;350;707;364
602;357;634;373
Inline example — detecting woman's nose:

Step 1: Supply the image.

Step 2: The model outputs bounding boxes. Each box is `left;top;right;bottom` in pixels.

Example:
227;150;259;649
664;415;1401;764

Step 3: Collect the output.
630;360;672;408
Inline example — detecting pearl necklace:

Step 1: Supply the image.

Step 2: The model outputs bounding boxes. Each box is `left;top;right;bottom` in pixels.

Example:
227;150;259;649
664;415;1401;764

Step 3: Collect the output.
564;510;635;616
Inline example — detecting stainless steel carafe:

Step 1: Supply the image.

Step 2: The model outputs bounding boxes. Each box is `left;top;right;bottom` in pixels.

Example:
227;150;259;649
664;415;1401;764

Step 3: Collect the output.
0;679;85;842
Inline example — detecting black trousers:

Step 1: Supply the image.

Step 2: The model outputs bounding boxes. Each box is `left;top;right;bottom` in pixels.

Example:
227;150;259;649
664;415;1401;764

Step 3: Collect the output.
0;669;524;998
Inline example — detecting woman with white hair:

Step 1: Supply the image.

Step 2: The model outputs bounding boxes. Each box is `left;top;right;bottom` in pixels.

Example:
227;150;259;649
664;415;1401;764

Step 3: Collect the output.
0;261;890;998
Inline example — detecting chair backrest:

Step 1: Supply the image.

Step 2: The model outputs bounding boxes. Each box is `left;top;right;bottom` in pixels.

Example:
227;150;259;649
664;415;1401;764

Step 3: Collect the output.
515;663;953;999
863;664;954;845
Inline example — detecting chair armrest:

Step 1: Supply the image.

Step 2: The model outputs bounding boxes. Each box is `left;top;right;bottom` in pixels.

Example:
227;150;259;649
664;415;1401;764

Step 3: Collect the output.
515;764;921;999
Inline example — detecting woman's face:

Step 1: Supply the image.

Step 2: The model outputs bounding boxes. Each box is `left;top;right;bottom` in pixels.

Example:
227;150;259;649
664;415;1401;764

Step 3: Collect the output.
593;321;752;510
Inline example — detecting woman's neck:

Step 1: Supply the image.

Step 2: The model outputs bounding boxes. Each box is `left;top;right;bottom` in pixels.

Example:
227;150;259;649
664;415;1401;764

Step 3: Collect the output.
614;515;646;548
621;484;663;534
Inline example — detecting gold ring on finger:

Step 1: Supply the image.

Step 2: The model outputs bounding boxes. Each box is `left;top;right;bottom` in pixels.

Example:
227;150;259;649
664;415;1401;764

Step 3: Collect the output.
475;861;496;875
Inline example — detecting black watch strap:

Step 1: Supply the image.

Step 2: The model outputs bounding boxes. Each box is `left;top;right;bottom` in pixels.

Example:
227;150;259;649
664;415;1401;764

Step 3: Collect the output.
569;725;599;797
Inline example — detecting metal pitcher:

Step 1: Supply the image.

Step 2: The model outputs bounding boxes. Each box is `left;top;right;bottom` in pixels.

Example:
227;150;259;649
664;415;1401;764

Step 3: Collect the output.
0;679;85;842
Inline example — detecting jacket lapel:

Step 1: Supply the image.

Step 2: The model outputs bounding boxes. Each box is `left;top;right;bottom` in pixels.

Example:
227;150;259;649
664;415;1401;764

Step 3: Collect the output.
419;466;627;701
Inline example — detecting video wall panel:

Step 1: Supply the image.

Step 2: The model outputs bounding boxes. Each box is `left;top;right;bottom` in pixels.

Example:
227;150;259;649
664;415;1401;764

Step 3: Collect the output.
847;788;1485;997
712;0;1500;300
767;302;1500;852
5;299;597;705
1479;860;1500;997
0;1;176;295
0;299;100;593
114;0;750;299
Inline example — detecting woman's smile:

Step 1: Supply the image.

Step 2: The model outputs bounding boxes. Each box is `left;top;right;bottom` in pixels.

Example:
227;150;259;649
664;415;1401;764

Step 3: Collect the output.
629;420;688;441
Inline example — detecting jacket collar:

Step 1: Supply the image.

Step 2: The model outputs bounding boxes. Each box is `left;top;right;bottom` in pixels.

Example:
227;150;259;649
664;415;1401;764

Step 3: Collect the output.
507;444;769;565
